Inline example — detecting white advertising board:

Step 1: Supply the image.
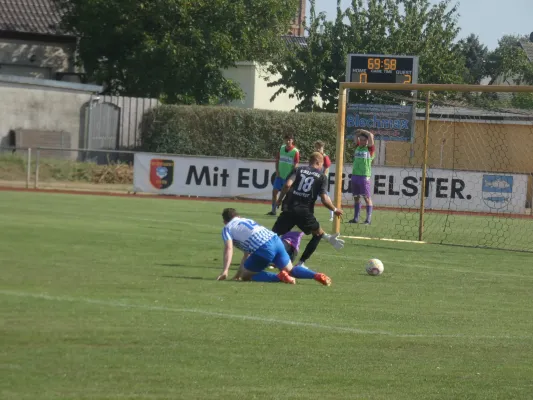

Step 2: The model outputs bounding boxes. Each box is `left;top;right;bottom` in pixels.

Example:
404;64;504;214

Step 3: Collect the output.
134;153;528;214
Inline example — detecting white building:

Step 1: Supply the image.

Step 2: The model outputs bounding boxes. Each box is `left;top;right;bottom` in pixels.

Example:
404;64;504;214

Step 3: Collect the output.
222;36;308;112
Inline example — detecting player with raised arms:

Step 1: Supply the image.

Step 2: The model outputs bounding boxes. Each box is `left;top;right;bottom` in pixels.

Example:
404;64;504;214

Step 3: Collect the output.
349;129;375;225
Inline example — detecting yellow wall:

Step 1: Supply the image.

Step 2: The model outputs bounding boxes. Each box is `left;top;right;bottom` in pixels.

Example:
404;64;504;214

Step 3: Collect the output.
385;119;533;174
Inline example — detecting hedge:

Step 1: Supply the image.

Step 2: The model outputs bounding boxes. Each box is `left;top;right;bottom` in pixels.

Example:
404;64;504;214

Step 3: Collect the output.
139;105;341;161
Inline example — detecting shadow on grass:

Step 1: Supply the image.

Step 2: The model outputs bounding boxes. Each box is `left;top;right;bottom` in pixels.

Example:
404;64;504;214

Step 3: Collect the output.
161;275;248;282
158;263;239;270
161;275;212;281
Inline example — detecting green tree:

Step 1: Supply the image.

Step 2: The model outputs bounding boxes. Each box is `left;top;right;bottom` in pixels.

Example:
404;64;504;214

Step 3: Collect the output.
457;34;489;84
511;92;533;110
266;1;342;112
268;0;465;112
486;35;533;85
55;0;298;104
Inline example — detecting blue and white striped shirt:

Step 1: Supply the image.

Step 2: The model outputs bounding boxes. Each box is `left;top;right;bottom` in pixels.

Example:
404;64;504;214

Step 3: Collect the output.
222;217;275;253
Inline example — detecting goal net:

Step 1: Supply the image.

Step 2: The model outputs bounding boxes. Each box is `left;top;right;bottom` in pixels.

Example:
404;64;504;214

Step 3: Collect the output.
333;84;533;252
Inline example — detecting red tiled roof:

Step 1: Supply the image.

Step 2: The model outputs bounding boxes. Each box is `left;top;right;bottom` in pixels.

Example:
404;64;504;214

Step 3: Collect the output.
0;0;72;36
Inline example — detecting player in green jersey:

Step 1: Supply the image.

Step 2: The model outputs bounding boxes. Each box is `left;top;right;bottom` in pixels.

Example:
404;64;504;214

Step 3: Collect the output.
267;133;300;216
349;129;375;225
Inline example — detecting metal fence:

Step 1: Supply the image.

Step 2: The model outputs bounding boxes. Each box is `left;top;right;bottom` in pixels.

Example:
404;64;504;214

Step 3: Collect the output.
0;146;137;192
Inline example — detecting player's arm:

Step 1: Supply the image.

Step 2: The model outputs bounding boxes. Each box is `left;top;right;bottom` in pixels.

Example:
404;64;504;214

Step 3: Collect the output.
232;252;250;280
355;129;374;147
321;193;343;216
293;150;300;171
367;131;375;147
323;155;331;177
319;176;343;216
218;229;234;280
277;170;297;206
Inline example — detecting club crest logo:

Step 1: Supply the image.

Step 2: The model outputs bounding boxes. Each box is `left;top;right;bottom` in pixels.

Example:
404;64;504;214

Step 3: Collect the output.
482;175;513;210
150;159;174;189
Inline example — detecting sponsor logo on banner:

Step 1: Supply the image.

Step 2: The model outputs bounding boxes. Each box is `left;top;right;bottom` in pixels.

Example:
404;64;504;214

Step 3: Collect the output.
133;154;528;214
345;103;415;142
150;159;174;189
482;175;513;210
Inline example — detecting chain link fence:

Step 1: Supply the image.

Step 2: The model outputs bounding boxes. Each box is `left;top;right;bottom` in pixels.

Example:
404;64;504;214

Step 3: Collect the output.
0;146;135;193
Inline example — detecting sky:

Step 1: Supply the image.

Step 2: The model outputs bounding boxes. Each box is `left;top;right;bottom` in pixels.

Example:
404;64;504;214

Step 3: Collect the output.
310;0;532;50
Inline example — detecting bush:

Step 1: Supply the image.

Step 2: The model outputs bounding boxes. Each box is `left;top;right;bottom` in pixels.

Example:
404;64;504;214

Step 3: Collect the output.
140;105;339;160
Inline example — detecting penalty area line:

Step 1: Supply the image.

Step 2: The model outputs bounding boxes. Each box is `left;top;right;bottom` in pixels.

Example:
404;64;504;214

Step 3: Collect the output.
0;290;528;341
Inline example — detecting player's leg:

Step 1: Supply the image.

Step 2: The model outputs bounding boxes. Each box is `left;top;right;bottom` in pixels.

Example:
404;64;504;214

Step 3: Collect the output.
242;238;295;284
267;235;296;270
283;241;295;262
271;210;296;236
363;177;373;224
350;196;362;223
267;231;302;269
288;217;332;286
267;177;284;215
267;188;278;215
282;233;301;262
294;210;344;261
270;235;297;284
349;175;362;223
327;191;335;222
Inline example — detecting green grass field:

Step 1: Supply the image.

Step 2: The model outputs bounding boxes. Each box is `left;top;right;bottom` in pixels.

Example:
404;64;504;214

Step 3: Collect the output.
340;206;533;252
1;191;533;400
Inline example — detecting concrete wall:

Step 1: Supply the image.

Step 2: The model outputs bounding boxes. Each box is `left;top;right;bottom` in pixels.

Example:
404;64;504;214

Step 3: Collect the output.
221;62;255;109
253;63;299;111
0;38;74;79
0;83;91;153
222;61;300;111
0;82;158;154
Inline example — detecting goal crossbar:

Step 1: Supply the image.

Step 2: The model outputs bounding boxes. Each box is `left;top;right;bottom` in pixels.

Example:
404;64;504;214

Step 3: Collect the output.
339;83;533;92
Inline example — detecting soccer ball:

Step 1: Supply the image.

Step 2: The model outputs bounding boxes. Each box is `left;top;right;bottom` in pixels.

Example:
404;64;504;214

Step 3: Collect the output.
365;259;384;276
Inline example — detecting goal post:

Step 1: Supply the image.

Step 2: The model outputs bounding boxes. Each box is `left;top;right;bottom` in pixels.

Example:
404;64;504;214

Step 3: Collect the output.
332;83;533;252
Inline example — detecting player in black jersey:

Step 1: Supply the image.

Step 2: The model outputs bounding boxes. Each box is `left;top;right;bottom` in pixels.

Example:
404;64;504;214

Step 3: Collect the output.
272;152;345;270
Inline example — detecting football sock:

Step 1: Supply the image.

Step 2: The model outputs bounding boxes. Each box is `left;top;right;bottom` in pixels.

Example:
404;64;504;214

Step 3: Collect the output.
366;205;373;222
354;202;361;221
290;264;317;279
251;271;281;282
299;234;322;263
271;201;276;214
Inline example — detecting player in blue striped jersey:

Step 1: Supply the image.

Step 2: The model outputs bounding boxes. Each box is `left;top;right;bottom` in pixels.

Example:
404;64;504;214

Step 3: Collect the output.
218;208;332;286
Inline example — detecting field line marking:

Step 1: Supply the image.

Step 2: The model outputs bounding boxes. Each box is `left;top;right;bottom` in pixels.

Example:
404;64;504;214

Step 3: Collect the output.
0;290;529;341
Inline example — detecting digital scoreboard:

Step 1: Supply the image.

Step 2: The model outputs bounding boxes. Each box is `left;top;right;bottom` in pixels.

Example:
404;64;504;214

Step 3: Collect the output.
346;54;419;84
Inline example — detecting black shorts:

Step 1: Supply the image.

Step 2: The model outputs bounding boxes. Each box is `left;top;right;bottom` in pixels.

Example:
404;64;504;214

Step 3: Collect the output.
272;208;320;235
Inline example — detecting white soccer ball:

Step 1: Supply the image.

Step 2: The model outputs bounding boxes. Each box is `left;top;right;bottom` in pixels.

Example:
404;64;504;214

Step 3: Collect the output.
365;259;384;276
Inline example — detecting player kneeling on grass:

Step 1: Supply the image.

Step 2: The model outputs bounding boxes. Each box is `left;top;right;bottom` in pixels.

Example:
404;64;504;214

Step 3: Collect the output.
217;209;332;286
